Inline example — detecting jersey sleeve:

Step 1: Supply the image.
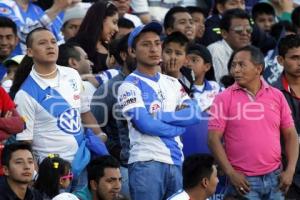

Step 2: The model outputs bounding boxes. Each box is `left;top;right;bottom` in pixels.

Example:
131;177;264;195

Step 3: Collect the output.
14;90;36;141
117;82;145;114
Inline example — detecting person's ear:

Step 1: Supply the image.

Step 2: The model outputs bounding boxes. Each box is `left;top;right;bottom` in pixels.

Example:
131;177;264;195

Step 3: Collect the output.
120;51;127;62
27;48;33;58
204;63;211;72
257;64;264;75
277;55;284;66
90;180;98;191
201;177;209;188
221;29;228;40
129;47;136;58
3;166;9;176
166;28;173;35
68;58;79;69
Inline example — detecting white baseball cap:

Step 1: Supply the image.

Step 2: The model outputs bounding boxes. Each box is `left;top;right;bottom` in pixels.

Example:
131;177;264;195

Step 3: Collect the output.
63;2;91;24
52;193;79;200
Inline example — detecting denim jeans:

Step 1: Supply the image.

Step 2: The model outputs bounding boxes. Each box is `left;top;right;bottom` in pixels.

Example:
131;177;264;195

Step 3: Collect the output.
129;160;182;200
120;166;130;199
225;168;284;200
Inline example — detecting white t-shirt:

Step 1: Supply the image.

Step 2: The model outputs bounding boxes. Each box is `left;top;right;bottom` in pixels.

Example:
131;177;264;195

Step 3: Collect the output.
167;189;190;200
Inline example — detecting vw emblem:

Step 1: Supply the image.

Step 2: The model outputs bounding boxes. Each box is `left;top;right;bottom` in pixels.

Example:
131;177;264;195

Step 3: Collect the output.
57;108;81;134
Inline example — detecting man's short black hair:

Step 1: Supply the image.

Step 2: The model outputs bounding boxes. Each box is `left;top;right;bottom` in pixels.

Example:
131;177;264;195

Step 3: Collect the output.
162;31;189;52
278;34;300;57
57;43;81;67
252;2;275;20
164;6;190;31
0;16;17;35
186;6;208;19
220;8;251;31
1;143;33;167
108;34;129;66
118;17;135;29
87;155;120;189
232;45;265;73
183;154;215;190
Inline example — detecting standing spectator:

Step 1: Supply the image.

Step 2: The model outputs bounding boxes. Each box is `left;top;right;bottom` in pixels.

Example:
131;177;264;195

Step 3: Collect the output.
57;43;97;107
11;28;106;191
117;22;201;200
74;155;122;200
164;7;196;42
0;0;76;53
168;154;219;200
0;16;19;81
207;9;252;82
0;143;42;199
61;2;91;41
70;1;119;74
186;6;207;44
187;44;220;112
34;155;72;199
161;32;194;94
274;34;300;200
263;21;297;85
208;45;299;199
111;0;142;27
91;34;135;198
251;2;276;33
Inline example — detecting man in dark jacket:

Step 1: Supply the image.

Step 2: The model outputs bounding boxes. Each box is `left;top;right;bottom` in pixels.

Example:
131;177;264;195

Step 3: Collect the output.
274;34;300;200
0;143;42;200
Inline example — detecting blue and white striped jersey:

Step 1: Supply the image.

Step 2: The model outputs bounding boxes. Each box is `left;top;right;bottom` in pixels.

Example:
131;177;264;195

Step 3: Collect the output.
118;70;200;165
15;66;88;163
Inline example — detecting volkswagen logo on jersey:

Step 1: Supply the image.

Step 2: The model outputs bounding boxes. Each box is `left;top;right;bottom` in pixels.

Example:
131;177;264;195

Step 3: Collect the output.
57;108;81;134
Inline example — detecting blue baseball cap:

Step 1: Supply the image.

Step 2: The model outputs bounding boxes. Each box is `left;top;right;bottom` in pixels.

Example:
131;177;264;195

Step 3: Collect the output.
128;21;163;48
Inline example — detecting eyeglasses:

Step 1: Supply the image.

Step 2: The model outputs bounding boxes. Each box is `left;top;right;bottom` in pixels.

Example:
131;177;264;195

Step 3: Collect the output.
60;171;73;181
230;25;252;34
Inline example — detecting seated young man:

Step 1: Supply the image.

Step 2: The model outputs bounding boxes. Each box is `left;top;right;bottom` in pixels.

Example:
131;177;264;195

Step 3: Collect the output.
252;2;276;33
0;143;42;199
168;154;219;200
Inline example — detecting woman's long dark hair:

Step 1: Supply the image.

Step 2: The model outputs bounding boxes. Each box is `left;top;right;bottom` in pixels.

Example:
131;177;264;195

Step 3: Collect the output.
34;156;71;198
9;27;50;99
69;1;118;73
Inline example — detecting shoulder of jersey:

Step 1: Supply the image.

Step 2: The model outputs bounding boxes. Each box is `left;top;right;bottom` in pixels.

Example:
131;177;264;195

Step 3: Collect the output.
161;73;179;82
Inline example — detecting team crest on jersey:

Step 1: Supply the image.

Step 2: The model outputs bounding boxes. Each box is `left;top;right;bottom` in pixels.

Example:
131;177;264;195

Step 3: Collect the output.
69;79;78;91
0;7;12;15
149;100;161;113
57;108;81;134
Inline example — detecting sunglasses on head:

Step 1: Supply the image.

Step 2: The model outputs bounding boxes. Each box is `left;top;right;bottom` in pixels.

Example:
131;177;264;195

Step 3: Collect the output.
230;25;252;34
60;171;73;181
